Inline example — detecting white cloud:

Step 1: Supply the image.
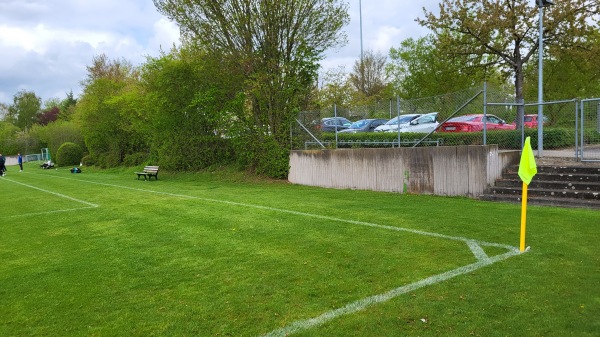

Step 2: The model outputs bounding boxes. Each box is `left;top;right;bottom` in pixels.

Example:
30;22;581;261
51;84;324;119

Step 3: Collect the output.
149;18;181;54
0;0;441;105
0;0;181;104
371;25;403;55
320;0;437;75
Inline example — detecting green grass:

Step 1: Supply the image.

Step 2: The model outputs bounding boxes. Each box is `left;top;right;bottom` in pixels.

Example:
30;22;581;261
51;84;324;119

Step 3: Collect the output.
1;162;599;336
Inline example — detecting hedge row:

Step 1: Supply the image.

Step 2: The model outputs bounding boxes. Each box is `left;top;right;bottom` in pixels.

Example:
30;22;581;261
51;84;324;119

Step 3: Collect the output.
320;128;578;150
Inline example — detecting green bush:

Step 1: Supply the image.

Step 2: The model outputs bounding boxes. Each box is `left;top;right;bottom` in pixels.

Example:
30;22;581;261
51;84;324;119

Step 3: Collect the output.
123;152;149;167
29;121;84;161
96;152;121;169
321;127;575;150
81;155;95;166
56;142;84;166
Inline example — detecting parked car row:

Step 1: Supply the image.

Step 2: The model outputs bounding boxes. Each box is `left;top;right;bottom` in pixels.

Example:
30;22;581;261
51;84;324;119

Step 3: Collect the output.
316;113;543;134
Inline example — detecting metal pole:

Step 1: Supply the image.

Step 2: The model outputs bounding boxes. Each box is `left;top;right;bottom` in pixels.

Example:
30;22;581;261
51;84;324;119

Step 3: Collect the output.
359;0;363;62
334;103;339;148
521;99;525;149
359;0;365;97
575;101;580;160
397;96;401;147
580;100;585;160
483;82;487;145
537;2;544;157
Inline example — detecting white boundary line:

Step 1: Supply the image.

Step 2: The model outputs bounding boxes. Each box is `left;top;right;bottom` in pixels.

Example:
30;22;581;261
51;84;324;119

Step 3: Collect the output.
2;177;98;218
21;172;524;335
262;250;518;337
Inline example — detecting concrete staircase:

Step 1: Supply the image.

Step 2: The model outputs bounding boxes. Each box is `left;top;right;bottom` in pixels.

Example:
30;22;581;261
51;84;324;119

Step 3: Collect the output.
480;163;600;209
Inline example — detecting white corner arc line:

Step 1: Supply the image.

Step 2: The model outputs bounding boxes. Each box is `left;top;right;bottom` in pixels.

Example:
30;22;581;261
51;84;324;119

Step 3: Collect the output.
261;250;519;337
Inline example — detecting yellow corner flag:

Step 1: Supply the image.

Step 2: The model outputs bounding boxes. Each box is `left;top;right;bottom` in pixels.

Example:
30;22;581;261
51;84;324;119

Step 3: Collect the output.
518;136;537;252
518;137;537;185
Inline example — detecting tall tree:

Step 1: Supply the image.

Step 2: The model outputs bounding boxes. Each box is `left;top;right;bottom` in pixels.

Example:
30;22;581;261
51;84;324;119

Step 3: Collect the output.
418;0;599;126
141;46;242;170
75;55;141;167
525;29;600;101
8;90;41;130
315;66;353;111
59;91;78;121
387;35;502;99
37;97;61;125
37;107;60;126
350;50;388;99
154;0;349;177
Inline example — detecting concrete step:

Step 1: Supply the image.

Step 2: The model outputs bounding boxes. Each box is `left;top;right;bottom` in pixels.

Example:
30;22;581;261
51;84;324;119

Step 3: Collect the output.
507;165;600;175
479;193;600;210
494;178;600;192
503;172;600;183
482;164;600;209
487;186;600;201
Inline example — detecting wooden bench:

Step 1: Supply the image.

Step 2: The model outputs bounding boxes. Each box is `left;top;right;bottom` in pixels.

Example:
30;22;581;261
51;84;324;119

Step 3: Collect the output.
135;166;159;181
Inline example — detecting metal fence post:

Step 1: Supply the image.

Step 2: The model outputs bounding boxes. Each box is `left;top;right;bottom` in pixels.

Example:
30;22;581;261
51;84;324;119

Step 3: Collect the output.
396;96;401;147
334;103;338;148
483;82;487;145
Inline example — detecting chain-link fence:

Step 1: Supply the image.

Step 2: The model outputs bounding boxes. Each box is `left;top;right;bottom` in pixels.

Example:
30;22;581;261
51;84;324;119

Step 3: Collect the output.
0;137;42;162
292;83;595;158
579;99;600;161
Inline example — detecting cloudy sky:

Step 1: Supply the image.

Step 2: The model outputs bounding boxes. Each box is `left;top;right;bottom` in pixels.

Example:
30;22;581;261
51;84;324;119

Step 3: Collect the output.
0;0;438;106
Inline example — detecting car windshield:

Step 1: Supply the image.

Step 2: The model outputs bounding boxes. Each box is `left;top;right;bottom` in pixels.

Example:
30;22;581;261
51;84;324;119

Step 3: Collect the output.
386;115;418;125
349;120;369;129
448;115;479;122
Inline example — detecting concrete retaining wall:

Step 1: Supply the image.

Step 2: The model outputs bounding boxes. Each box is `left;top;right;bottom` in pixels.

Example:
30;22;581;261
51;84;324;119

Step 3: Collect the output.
288;145;520;197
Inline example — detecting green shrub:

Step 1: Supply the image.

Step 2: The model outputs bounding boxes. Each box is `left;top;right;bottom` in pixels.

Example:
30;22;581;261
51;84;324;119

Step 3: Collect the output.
96;152;121;169
123;152;149;167
56;142;84;166
81;155;95;166
321;127;575;150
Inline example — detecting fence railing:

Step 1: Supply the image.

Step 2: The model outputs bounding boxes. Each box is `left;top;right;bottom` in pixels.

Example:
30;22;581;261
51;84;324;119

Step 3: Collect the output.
292;83;600;161
580;98;600;162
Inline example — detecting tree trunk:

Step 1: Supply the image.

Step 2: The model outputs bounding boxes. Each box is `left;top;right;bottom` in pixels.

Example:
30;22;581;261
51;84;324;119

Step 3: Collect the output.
514;61;524;130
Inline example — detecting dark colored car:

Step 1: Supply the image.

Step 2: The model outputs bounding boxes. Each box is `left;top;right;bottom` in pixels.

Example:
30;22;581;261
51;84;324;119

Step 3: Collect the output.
438;114;516;132
338;119;388;133
317;117;352;132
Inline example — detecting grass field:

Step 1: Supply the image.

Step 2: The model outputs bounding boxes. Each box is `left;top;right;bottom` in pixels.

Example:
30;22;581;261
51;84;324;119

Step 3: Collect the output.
1;162;599;336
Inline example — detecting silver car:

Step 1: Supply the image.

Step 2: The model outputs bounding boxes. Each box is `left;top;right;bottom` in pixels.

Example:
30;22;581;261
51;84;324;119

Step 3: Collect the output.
374;114;421;132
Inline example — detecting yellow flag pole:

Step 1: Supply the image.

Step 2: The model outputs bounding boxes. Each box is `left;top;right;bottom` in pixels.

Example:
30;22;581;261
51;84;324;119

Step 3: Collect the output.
519;182;528;252
518;136;536;253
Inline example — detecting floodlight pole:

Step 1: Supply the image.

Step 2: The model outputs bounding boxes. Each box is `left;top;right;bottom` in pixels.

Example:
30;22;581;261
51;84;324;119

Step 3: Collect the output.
359;0;363;62
359;0;365;95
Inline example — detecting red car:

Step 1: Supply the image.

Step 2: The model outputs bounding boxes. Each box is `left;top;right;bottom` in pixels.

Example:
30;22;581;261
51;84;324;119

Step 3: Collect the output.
438;114;516;132
511;114;548;128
